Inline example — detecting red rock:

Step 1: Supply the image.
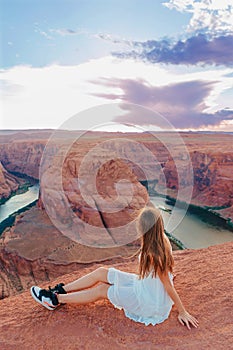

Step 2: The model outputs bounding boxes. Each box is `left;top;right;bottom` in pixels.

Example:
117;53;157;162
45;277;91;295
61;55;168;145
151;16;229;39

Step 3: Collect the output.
0;162;19;201
0;131;232;222
0;242;232;349
0;207;144;299
0;139;47;179
0;131;233;301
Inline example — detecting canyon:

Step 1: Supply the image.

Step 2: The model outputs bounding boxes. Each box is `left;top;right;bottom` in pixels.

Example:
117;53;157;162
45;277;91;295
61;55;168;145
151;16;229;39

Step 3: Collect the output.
0;131;232;222
0;130;232;300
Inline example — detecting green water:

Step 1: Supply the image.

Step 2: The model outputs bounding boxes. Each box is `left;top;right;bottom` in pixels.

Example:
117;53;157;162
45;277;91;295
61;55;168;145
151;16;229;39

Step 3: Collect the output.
150;197;233;249
0;187;232;249
0;184;39;222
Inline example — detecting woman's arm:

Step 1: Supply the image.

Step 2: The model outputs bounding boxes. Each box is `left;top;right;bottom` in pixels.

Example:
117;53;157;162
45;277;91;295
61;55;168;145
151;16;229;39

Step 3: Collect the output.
158;270;199;330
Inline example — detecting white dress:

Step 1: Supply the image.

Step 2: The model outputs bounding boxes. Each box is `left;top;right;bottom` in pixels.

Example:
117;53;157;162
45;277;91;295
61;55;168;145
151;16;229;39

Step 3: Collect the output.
107;236;174;326
107;263;174;326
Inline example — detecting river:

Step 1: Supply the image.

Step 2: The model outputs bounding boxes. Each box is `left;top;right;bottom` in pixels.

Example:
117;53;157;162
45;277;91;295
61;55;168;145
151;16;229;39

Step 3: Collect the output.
150;196;233;249
0;186;232;249
0;184;39;222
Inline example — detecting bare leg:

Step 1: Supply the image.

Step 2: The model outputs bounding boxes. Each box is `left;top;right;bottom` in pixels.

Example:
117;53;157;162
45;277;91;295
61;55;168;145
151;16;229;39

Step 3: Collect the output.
63;267;109;293
58;283;109;304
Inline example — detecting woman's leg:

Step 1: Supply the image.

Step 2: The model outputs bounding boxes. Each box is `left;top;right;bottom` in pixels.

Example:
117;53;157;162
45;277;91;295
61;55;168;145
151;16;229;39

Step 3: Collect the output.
63;267;109;293
58;283;109;304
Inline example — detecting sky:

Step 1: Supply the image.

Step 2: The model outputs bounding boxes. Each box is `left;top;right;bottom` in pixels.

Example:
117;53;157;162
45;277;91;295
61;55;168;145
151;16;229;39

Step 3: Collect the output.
1;0;233;131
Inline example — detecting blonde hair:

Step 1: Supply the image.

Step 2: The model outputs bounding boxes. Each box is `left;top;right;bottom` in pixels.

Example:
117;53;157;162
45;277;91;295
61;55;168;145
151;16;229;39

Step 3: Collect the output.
137;207;174;279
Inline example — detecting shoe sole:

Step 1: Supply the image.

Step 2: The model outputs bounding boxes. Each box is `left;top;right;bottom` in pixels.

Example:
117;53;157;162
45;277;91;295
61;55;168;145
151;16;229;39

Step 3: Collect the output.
30;286;57;311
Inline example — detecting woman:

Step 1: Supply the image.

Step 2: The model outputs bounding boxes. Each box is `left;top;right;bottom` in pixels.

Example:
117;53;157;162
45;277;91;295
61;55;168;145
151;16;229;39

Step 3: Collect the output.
31;207;198;329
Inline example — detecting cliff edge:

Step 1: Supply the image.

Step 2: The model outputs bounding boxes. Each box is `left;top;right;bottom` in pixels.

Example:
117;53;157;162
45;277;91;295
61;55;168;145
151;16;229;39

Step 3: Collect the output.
0;242;232;350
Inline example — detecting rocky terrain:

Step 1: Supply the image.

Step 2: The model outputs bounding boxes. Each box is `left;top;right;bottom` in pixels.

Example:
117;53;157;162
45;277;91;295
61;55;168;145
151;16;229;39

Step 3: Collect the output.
0;206;144;299
0;130;232;221
0;139;46;180
0;148;149;298
0;242;232;349
0;130;232;300
0;162;19;203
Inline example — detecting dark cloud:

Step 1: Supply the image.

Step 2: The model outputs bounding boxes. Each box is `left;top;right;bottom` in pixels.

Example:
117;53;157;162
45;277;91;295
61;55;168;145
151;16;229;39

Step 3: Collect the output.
91;78;233;129
113;34;233;66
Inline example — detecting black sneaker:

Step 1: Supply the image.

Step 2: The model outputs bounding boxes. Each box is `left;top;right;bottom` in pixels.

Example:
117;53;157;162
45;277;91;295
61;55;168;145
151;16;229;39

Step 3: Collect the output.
49;283;67;294
30;286;60;310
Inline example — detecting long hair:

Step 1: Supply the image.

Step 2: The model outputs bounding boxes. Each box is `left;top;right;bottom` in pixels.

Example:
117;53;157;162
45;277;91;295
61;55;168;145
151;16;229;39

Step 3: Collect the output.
137;207;174;279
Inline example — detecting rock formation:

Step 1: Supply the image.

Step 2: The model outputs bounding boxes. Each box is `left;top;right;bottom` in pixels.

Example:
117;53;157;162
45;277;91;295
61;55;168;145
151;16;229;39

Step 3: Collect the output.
0;140;46;179
0;130;233;300
0;162;19;202
0;205;144;299
0;242;232;349
0;131;232;222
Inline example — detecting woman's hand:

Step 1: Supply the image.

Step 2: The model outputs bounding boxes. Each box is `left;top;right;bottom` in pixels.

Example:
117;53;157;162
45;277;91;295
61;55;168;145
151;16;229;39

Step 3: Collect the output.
178;310;199;330
158;270;199;330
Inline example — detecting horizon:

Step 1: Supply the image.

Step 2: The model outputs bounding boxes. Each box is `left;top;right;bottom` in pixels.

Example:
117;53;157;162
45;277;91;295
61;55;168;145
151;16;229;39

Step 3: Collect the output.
1;128;233;134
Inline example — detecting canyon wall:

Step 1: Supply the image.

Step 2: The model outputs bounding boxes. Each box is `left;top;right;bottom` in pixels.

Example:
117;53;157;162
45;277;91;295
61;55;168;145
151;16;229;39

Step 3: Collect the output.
0;131;232;299
0;162;19;202
0;207;145;299
0;140;46;179
0;132;232;222
0;137;149;298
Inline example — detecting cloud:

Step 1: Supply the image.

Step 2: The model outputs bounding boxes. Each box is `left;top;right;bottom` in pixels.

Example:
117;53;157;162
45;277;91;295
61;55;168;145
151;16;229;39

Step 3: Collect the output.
93;33;134;46
91;78;233;129
50;29;134;47
34;27;86;41
163;0;233;35
106;1;233;67
34;27;53;40
50;28;84;36
113;34;233;66
0;63;108;129
1;56;232;130
0;79;23;97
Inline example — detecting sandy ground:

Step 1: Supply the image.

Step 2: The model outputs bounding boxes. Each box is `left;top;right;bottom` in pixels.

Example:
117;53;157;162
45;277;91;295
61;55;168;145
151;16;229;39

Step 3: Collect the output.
0;242;233;350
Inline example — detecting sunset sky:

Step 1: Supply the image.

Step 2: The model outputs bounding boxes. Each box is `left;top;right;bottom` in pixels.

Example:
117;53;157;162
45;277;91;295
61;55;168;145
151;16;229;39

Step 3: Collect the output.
1;0;233;131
